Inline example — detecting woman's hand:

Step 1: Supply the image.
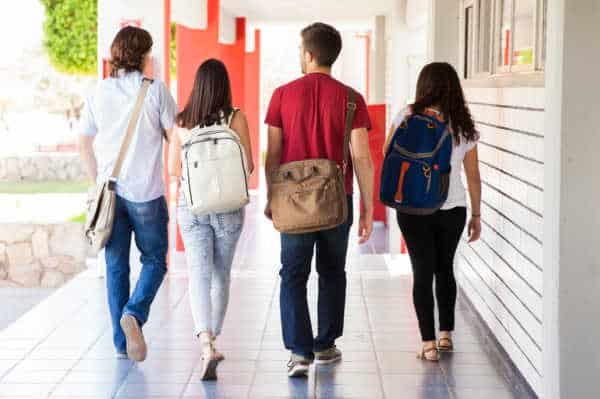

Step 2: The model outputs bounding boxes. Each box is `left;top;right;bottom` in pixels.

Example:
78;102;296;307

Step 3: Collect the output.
468;216;481;243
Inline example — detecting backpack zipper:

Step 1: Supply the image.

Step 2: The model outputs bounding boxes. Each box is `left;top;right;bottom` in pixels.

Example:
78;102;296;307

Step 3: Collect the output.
183;137;249;205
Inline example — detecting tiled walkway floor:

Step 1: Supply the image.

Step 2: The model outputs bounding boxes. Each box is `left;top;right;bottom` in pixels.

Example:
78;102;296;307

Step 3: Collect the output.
0;198;535;398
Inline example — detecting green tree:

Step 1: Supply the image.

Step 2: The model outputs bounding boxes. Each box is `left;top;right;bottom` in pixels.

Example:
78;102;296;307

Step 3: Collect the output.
40;0;98;75
171;22;177;80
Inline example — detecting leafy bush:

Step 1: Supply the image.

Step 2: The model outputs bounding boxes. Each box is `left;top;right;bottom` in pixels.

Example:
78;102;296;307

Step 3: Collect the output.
40;0;98;75
171;22;177;80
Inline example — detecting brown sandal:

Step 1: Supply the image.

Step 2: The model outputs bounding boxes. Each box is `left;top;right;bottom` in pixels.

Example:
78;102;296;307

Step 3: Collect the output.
417;346;440;361
438;337;453;352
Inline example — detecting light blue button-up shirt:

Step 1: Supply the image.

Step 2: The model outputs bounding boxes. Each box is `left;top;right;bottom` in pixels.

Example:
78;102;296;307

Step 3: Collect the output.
79;71;178;203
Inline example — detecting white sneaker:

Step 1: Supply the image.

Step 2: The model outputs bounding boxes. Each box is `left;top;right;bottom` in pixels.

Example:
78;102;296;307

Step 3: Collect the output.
287;354;311;378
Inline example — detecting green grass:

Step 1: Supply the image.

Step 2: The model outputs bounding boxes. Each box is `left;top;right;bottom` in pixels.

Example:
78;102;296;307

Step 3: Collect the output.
68;212;86;223
0;181;90;194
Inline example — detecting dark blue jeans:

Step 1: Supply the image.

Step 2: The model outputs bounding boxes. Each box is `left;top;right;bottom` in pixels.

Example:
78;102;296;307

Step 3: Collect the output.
279;196;353;359
105;195;169;352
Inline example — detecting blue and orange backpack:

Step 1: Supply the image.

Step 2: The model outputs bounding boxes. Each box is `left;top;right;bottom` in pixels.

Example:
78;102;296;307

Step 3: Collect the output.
380;108;453;215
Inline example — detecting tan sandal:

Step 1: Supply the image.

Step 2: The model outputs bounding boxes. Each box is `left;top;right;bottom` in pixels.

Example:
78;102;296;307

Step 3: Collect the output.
417;346;440;361
438;337;454;352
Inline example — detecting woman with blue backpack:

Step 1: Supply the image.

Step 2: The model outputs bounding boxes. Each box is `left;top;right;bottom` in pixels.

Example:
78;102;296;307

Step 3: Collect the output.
381;62;482;361
168;59;254;380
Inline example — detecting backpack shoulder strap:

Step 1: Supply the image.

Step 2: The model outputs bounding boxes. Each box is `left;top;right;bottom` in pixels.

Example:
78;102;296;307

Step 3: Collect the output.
227;108;240;128
110;78;152;180
342;88;357;175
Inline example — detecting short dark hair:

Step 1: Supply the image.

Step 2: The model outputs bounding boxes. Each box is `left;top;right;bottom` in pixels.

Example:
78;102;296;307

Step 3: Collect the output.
301;23;342;67
109;26;153;77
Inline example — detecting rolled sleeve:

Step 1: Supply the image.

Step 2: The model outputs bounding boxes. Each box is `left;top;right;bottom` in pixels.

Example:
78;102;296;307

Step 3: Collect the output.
352;93;372;131
264;87;283;128
78;97;98;136
158;82;178;130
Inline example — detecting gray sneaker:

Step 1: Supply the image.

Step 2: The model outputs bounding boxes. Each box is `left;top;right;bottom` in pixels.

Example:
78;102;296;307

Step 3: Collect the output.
287;354;311;378
315;346;342;365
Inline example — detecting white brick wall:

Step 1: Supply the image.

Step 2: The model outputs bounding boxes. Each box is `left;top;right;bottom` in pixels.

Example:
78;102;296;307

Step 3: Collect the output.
460;86;545;395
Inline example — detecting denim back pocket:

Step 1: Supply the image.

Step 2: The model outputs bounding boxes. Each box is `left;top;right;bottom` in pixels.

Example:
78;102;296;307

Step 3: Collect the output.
216;209;244;235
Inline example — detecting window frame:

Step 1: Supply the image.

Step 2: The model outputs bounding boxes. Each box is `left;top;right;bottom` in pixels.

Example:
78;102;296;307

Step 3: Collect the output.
462;0;546;80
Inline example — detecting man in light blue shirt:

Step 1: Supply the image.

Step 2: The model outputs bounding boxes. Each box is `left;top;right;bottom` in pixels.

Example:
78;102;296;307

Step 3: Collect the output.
78;26;178;362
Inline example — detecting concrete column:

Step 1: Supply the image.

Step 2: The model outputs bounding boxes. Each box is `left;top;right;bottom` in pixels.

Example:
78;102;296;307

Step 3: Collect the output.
369;15;387;104
428;0;460;66
386;0;409;254
544;1;600;398
97;0;169;81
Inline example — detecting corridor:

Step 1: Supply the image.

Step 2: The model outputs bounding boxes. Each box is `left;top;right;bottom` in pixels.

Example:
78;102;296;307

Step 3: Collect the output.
0;198;535;399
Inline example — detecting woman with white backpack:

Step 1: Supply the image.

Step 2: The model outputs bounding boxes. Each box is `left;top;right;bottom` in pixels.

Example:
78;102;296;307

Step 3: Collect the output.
168;58;254;380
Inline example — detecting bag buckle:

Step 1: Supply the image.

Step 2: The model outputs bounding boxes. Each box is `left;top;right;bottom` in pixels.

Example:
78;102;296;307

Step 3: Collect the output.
107;178;117;191
347;103;357;111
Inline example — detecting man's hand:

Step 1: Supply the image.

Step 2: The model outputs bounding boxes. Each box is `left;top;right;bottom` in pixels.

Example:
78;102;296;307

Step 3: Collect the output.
358;209;373;244
264;201;273;220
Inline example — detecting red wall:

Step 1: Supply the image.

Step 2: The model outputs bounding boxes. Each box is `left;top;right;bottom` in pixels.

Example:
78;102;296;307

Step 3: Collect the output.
366;104;387;224
175;0;261;251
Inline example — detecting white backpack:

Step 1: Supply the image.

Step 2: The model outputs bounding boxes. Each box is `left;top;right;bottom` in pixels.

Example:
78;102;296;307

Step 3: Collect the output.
181;110;250;215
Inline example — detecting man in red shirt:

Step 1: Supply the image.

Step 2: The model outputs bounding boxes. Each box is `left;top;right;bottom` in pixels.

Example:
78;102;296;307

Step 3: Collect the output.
264;22;375;377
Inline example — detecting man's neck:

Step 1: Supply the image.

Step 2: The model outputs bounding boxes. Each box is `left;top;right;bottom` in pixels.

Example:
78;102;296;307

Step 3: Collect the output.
305;66;332;76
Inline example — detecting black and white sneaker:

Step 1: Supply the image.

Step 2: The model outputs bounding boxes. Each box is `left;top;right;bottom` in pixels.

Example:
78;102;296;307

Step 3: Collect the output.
287;354;311;378
315;346;342;365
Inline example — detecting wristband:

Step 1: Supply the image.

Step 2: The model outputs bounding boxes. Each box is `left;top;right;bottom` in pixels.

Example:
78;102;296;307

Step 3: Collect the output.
472;214;481;218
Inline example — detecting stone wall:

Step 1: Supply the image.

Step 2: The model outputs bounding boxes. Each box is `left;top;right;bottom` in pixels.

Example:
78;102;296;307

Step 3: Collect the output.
0;154;86;182
0;223;88;288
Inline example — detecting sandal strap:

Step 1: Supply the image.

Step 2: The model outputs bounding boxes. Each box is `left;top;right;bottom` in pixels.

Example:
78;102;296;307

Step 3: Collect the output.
423;346;438;354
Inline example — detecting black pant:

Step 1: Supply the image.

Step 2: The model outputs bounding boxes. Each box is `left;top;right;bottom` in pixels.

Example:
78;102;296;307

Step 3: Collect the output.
279;197;353;359
396;207;466;342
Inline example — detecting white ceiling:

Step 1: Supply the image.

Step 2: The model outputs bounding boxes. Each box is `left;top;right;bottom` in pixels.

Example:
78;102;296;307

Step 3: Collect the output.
221;0;392;22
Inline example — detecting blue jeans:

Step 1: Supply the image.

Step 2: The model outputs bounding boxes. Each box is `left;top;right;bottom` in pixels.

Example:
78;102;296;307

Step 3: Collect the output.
177;194;244;337
105;195;169;352
279;196;353;359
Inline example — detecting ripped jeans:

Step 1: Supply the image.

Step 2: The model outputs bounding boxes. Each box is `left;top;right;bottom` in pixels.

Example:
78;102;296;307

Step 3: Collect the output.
177;194;244;336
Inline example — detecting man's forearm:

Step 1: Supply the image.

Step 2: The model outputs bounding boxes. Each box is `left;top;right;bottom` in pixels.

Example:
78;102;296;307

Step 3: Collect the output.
353;157;375;212
264;155;280;199
78;139;97;182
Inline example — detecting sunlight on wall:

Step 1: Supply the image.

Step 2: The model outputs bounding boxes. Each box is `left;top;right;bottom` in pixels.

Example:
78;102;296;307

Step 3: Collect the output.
0;0;44;67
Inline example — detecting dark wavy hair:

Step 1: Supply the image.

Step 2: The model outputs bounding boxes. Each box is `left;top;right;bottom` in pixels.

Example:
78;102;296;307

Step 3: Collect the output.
412;62;478;143
109;26;153;78
176;59;234;129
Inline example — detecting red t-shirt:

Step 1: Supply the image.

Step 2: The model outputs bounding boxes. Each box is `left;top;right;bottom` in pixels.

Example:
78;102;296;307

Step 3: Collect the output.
265;73;371;194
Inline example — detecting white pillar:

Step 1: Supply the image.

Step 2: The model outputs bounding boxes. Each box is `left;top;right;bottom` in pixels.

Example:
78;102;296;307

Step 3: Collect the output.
386;0;409;254
428;0;459;66
369;15;386;104
97;0;168;81
544;1;600;398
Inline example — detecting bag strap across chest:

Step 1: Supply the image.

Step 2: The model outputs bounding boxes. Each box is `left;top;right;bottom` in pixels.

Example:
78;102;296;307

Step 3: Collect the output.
342;89;357;175
111;78;152;180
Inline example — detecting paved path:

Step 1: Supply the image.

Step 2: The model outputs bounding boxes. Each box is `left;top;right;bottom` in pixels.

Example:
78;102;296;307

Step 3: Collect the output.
0;199;535;398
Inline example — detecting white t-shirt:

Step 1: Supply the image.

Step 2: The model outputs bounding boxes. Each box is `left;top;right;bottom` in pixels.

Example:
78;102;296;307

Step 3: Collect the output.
391;108;478;210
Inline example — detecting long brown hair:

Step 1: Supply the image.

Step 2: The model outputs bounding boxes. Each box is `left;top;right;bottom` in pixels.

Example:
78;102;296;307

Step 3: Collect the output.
177;59;233;129
413;62;478;143
109;26;153;78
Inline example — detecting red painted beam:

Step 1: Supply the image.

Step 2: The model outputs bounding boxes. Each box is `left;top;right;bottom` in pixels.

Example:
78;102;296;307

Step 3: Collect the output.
244;29;260;190
365;104;387;224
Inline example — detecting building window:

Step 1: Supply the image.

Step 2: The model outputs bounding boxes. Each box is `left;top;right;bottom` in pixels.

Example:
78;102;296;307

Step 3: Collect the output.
463;0;546;78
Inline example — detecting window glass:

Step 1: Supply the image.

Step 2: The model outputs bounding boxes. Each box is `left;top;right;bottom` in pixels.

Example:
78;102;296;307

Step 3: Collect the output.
477;0;492;73
513;0;536;65
499;0;513;67
465;5;474;78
